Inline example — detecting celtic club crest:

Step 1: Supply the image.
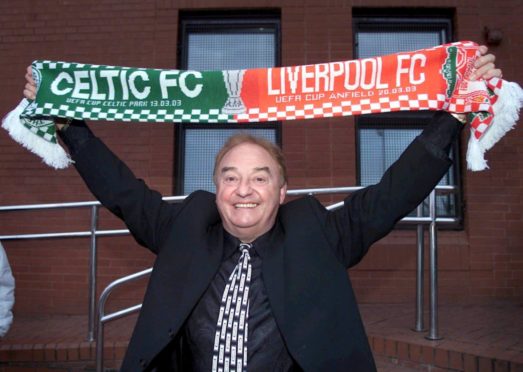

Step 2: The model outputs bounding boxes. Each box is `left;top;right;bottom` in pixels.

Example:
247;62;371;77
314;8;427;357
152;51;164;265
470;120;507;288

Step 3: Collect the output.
32;65;42;93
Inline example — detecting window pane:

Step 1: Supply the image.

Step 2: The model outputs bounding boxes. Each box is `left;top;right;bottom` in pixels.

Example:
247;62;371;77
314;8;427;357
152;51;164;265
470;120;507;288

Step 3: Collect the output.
187;33;275;70
358;30;444;58
184;129;277;194
360;127;456;217
360;128;420;185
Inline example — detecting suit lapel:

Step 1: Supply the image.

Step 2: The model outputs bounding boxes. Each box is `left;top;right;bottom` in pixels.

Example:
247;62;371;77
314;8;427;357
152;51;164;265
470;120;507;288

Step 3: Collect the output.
261;222;287;337
178;223;224;310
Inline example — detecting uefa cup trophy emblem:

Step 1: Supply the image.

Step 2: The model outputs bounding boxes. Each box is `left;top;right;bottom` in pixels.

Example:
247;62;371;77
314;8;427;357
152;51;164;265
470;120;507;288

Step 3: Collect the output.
221;69;246;114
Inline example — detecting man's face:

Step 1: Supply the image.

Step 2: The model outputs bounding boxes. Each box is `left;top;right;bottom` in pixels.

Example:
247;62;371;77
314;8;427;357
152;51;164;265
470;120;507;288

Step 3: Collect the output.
215;142;287;243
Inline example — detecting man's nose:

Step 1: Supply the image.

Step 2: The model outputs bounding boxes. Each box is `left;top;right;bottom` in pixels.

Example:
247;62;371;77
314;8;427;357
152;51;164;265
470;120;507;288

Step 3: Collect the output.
236;179;253;197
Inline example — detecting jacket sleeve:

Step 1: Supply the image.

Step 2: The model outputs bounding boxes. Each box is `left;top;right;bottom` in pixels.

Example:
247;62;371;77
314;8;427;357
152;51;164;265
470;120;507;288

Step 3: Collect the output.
0;243;15;338
60;122;183;254
318;112;460;268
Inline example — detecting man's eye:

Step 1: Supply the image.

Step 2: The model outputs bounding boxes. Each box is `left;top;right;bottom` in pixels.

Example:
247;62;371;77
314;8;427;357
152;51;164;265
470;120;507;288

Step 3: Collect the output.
254;176;267;184
224;176;238;183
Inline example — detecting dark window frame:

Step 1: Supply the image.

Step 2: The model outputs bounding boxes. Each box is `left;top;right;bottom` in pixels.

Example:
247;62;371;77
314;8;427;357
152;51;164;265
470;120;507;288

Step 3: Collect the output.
175;10;282;195
352;9;464;229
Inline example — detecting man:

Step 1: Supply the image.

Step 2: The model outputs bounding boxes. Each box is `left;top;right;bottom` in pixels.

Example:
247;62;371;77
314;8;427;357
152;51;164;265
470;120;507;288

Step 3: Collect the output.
23;46;501;371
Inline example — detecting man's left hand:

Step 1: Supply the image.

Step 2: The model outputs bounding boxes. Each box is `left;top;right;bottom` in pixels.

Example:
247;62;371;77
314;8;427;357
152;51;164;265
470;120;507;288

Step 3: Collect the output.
469;45;503;81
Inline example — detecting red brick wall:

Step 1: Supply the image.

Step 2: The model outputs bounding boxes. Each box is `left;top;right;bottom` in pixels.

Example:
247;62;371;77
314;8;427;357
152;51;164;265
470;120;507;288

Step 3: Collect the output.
0;0;521;316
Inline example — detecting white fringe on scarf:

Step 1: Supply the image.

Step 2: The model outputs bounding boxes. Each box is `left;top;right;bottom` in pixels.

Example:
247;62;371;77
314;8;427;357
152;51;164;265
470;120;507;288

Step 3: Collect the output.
1;98;72;169
466;81;523;171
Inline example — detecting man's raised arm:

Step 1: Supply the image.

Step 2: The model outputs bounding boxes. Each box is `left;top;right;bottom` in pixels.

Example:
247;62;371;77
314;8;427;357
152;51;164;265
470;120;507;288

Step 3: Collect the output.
23;67;183;254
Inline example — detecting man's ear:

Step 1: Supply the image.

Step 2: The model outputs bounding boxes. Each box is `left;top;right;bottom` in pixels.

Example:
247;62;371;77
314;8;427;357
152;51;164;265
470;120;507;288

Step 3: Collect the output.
279;183;287;204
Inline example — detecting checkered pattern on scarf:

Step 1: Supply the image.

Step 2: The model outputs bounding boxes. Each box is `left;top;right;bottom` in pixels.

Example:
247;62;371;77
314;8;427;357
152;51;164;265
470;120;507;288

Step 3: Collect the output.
235;93;448;122
212;243;252;372
468;77;503;140
30;104;232;123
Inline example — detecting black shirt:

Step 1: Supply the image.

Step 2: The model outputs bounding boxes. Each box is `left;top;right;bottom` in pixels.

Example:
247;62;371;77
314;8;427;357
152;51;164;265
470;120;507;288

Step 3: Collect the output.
184;226;297;371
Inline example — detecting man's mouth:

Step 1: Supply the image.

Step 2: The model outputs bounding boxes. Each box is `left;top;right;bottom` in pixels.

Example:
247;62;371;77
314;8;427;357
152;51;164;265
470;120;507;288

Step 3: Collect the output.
234;203;258;208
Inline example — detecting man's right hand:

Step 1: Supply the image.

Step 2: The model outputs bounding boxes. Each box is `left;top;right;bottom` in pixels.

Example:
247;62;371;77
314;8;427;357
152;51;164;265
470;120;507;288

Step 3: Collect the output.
23;65;67;130
23;66;36;100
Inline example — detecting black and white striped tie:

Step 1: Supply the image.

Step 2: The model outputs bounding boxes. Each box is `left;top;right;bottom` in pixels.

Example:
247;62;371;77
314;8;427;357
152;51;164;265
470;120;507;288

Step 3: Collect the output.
212;243;252;372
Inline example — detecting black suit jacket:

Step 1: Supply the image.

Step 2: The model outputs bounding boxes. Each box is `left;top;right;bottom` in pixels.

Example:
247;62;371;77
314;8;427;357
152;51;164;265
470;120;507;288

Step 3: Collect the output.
71;130;451;371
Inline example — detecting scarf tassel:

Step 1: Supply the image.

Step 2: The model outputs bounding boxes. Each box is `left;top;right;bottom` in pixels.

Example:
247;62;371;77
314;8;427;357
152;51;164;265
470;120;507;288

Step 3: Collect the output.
1;98;72;169
466;80;523;171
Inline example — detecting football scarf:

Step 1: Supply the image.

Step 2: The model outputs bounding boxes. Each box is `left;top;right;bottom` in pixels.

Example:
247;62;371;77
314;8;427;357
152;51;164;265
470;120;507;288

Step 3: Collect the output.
3;41;522;170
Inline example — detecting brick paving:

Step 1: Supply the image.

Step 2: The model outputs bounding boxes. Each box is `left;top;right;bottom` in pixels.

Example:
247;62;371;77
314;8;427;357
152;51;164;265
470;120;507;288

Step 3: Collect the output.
0;303;522;371
363;303;523;371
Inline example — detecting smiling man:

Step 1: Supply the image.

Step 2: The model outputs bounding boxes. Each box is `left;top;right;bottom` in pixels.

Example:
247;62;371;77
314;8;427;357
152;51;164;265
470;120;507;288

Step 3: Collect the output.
22;47;502;372
214;136;287;243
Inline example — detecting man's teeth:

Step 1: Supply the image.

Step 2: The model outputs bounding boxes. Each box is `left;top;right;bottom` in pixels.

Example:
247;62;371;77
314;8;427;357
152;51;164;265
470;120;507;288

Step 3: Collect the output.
235;203;257;208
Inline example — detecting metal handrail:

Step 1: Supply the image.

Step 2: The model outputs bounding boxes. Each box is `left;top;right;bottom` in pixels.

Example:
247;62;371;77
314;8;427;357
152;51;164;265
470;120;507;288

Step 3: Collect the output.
96;268;152;372
0;195;187;342
0;189;362;340
0;185;458;371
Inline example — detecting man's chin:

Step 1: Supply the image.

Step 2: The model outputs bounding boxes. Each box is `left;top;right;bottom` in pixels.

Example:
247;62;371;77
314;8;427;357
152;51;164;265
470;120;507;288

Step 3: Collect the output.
224;222;262;240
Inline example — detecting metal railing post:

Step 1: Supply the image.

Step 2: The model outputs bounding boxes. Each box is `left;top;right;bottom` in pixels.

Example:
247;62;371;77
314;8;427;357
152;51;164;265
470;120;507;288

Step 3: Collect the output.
96;311;105;372
426;189;442;340
88;205;99;342
96;268;151;372
413;204;426;332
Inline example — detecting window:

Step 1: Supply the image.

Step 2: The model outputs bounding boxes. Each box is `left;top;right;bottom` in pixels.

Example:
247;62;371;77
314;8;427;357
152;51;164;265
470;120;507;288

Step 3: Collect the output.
353;9;462;225
176;11;281;194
